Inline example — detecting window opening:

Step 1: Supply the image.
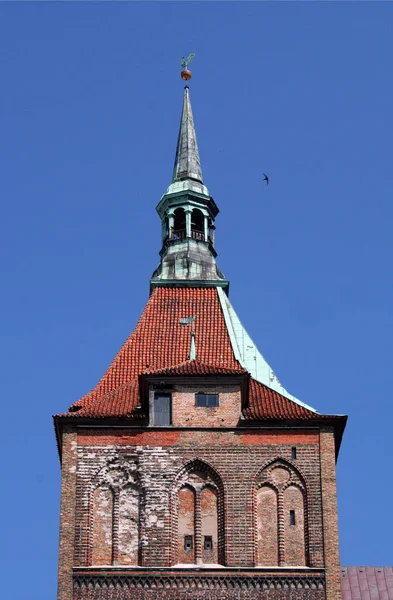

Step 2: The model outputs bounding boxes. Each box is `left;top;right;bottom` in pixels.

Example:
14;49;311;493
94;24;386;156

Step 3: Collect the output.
204;536;213;550
191;209;204;234
290;510;296;526
153;393;172;426
291;447;297;460
184;535;193;550
196;393;219;407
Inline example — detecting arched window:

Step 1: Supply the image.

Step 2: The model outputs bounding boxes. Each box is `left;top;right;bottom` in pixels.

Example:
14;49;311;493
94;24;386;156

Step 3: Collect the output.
191;208;204;240
173;460;225;566
201;486;219;564
177;486;195;564
90;459;141;566
254;459;308;567
173;207;186;239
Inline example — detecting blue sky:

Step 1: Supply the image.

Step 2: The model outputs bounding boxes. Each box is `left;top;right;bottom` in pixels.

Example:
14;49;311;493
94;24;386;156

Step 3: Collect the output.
1;2;392;597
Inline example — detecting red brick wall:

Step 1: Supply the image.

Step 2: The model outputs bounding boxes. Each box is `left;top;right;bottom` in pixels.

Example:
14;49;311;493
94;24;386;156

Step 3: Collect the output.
57;425;77;600
257;486;278;565
92;487;113;565
72;428;322;569
320;427;342;600
56;423;341;600
283;485;306;566
78;429;319;447
254;460;308;567
170;384;241;427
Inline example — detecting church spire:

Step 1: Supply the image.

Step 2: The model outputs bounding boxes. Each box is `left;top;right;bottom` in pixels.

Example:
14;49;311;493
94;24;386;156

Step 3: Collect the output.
172;86;203;184
150;68;228;294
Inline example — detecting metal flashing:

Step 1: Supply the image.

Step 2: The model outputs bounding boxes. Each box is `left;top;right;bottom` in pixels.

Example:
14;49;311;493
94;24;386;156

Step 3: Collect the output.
217;287;317;413
150;278;229;295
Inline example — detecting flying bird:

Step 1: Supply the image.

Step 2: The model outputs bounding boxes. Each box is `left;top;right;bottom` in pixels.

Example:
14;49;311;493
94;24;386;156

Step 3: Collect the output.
263;173;269;185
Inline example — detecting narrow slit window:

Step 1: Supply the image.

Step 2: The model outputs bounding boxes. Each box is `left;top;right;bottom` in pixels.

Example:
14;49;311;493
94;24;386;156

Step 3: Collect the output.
184;535;193;550
204;536;213;550
290;510;296;526
195;393;219;407
291;447;297;460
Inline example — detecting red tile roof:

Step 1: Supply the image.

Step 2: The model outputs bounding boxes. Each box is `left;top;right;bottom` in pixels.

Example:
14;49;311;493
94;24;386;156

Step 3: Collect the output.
145;359;246;377
244;378;319;420
60;287;322;421
341;567;393;600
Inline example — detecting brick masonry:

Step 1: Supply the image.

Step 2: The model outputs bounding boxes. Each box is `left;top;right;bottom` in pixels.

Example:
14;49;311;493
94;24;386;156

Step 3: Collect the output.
56;420;343;600
320;427;342;600
167;384;242;427
57;425;78;600
73;571;326;600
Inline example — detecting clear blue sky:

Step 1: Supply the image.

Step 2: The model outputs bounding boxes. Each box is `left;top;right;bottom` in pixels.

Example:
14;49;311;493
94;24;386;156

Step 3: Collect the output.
1;2;392;597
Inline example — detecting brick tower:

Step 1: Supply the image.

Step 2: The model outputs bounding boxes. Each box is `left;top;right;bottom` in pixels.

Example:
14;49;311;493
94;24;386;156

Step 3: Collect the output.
54;72;347;600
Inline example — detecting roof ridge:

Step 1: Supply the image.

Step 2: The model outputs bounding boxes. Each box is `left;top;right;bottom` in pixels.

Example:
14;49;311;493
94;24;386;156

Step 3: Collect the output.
144;358;247;376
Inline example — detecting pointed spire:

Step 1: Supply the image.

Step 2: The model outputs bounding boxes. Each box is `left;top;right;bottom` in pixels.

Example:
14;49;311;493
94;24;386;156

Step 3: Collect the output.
172;86;203;184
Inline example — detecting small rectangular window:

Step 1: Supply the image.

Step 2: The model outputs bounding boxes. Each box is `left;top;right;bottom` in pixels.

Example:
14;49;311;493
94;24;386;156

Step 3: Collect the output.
184;535;193;550
204;536;213;550
290;510;296;526
153;393;172;426
195;393;219;407
291;447;297;460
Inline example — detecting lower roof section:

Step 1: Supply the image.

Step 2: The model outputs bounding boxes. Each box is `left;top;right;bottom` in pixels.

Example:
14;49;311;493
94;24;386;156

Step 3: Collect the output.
57;287;344;436
341;566;393;600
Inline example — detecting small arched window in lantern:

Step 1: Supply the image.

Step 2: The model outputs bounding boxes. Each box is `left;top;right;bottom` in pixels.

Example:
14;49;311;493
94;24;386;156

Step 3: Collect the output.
191;209;204;241
173;208;186;240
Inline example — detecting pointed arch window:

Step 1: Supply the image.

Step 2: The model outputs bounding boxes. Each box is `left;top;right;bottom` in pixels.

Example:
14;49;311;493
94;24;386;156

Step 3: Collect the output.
255;460;308;567
173;461;225;566
90;460;141;567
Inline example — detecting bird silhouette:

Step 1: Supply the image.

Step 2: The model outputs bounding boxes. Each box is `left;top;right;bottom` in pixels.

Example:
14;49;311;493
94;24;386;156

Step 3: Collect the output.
263;173;269;185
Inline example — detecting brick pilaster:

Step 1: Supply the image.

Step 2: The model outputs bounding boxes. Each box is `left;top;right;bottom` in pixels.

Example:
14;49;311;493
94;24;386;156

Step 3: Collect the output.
320;427;342;600
57;425;78;600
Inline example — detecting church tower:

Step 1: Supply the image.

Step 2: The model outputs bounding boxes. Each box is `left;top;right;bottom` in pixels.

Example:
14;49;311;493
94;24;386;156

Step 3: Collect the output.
54;67;346;600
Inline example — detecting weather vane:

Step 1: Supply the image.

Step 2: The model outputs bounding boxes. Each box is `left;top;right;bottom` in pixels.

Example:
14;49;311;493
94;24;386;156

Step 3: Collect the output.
180;52;195;82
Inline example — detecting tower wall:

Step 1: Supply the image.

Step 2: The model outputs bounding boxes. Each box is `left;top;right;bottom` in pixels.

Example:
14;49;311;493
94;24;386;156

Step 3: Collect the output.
57;425;78;600
320;427;342;600
56;424;341;600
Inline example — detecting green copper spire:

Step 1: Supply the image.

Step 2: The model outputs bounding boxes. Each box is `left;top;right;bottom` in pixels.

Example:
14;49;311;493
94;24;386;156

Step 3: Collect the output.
172;86;203;184
151;82;228;294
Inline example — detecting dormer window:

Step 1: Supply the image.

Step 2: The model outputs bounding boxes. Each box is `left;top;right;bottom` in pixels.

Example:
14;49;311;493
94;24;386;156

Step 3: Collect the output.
195;393;219;407
153;393;172;425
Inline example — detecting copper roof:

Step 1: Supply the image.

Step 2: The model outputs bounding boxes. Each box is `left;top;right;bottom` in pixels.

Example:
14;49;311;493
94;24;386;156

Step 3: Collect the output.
341;567;393;600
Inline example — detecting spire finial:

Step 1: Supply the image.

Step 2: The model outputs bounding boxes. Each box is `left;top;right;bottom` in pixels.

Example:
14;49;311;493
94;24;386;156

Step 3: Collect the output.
180;52;195;82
